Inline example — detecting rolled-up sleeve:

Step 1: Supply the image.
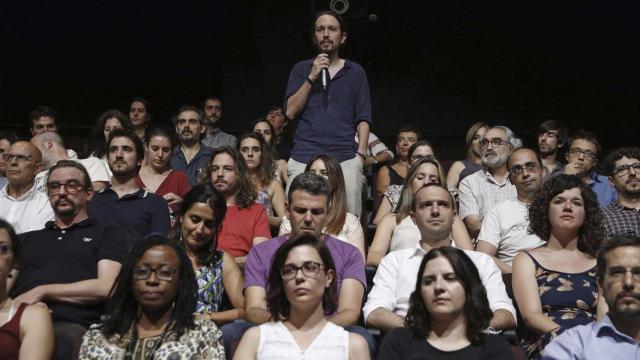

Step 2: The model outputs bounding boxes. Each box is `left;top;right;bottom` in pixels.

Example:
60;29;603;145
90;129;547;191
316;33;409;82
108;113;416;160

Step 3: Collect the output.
467;251;517;321
362;253;399;323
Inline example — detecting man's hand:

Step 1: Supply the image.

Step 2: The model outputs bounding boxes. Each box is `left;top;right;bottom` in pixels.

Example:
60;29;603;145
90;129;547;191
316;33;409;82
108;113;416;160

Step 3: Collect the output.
563;162;585;176
310;54;330;82
163;192;183;207
14;285;47;305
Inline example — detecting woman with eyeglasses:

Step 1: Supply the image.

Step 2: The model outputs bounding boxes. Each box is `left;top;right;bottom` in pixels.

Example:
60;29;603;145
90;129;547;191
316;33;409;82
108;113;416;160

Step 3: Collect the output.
378;247;512;359
252;119;288;185
0;219;54;360
78;235;225;359
512;175;607;359
168;184;244;324
233;235;369;360
367;156;472;267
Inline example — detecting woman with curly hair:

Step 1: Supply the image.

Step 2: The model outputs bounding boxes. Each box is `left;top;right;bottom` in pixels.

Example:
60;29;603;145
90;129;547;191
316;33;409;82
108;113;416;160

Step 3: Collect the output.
512;174;607;359
378;247;512;359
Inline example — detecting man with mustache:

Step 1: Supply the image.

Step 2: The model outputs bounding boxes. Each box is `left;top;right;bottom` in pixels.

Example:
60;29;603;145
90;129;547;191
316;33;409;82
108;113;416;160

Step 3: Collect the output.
88;129;170;248
200;96;237;150
170;105;215;187
11;160;128;359
536;120;568;178
601;147;640;238
458;125;521;238
284;11;371;218
543;235;640;359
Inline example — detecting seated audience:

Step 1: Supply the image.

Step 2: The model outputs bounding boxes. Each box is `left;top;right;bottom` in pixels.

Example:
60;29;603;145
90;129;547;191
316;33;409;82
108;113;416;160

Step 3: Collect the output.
264;105;293;161
234;235;369;360
28;105;78;159
0;141;54;234
367;157;472;267
536;120;568;178
11;160;128;359
280;154;365;260
512;174;607;359
170;105;215;187
375;125;420;200
0;130;19;189
78;235;225;359
128;97;151;142
90;109;133;179
476;148;546;273
378;247;513;359
238;132;286;229
252;119;288;185
446;122;489;189
542;235;640;359
0;219;54;360
601;146;640;237
137;126;191;220
355;131;394;168
169;184;244;324
201;96;237;149
458;125;521;238
364;183;516;333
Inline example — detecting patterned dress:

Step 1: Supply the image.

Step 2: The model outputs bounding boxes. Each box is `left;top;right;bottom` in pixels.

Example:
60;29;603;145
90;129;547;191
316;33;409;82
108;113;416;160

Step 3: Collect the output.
195;251;225;314
521;251;599;359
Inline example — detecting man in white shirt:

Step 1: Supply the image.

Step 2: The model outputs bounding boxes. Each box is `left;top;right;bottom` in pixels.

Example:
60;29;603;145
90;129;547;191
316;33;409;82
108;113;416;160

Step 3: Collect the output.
0;141;54;233
363;183;516;333
476;148;546;273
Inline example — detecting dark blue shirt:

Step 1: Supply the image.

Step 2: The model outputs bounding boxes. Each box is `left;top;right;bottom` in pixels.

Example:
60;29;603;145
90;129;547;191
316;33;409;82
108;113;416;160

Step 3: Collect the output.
170;145;214;187
88;187;170;249
284;58;372;163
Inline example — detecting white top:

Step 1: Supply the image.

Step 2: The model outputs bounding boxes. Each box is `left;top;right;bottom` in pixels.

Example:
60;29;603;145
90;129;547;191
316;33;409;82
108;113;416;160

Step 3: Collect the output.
0;183;54;234
390;216;420;252
458;168;517;220
34;157;111;192
257;321;349;360
477;199;546;266
363;244;516;323
355;132;394;159
279;213;363;249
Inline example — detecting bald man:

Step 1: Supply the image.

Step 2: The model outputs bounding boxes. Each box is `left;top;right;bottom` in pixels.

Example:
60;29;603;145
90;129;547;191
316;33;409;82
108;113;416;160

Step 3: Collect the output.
0;141;54;233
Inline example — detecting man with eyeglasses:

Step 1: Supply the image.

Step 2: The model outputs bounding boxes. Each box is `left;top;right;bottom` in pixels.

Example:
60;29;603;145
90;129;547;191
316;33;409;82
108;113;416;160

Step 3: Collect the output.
477;148;546;273
543;235;640;359
536;120;568;178
0;141;53;234
562;129;616;207
601;147;640;238
458;125;521;238
200;96;237;150
10;160;128;359
170;105;215;187
0;130;19;190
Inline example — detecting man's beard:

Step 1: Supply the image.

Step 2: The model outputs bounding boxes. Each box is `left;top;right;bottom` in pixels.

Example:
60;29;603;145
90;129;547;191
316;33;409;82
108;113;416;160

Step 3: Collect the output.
538;146;557;158
54;201;77;218
481;152;509;168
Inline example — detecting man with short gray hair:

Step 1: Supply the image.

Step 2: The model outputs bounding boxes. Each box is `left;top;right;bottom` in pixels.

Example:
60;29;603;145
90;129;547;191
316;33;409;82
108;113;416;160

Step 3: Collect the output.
169;105;215;186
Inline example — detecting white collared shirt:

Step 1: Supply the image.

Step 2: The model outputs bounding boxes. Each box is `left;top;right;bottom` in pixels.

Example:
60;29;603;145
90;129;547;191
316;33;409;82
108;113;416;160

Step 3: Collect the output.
0;183;54;234
458;168;517;220
363;243;516;323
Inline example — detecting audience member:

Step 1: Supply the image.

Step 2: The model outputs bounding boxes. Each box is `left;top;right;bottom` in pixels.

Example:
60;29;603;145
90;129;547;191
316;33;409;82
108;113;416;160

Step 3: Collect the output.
201;147;270;265
264;105;293;161
234;235;369;360
512;174;606;359
28;105;79;159
367;157;472;268
357;131;394;168
601;146;640;237
446;122;489;189
0;141;53;233
88;129;171;248
458;125;521;238
201;96;237;149
78;235;225;359
280;155;365;260
128;97;151;142
0;219;54;360
31;131;110;192
377;247;513;359
90;109;133;178
284;11;371;218
169;184;245;324
375;125;420;200
252;119;288;185
11;160;128;359
364;183;516;333
537;120;568;178
238;132;286;229
476;148;546;273
170;105;215;187
137;127;190;219
0;131;20;190
563;129;617;207
542;235;640;359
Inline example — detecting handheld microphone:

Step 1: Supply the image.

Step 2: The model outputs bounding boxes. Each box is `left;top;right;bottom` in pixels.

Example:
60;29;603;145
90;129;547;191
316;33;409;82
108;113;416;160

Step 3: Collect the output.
321;68;329;92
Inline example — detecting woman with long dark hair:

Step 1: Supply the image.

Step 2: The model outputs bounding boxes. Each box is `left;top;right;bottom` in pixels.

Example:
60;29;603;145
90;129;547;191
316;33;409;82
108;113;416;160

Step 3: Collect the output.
512;174;607;359
233;235;369;359
252;119;288;185
378;247;512;359
78;235;225;359
91;109;133;177
129;97;152;142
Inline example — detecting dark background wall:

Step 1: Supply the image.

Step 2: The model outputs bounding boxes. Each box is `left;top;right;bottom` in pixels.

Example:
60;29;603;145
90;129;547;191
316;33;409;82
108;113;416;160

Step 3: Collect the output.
2;0;639;160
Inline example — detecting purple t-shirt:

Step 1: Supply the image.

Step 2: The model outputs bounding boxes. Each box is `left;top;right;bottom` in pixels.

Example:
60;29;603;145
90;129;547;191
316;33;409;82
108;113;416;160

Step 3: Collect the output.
244;235;366;294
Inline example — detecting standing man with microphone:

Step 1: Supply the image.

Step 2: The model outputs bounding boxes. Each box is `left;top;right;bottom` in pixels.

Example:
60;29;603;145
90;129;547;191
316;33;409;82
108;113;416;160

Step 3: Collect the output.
284;10;372;218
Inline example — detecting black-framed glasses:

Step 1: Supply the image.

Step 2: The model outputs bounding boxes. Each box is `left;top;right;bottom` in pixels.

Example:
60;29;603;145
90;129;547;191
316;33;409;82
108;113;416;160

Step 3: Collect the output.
614;163;640;177
46;180;86;195
280;261;325;280
133;266;177;281
480;138;509;148
510;162;540;176
1;153;36;163
568;148;596;160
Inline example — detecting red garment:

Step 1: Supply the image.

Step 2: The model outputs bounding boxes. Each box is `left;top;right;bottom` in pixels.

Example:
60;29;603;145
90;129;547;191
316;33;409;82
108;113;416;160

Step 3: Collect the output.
0;303;28;360
217;202;271;257
136;170;191;214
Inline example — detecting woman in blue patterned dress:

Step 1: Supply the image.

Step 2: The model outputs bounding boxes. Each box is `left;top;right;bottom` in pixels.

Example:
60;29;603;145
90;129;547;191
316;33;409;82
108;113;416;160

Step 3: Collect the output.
512;175;607;359
170;184;245;325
